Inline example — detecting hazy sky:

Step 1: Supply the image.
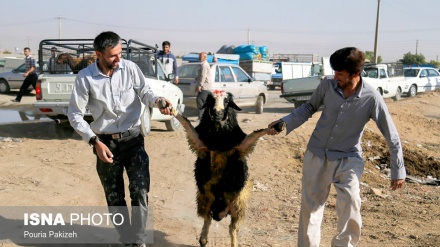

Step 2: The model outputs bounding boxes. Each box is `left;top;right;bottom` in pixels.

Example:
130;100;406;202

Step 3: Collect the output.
1;0;439;62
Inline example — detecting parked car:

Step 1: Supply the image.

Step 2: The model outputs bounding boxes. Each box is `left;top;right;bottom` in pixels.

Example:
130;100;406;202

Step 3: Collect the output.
403;67;440;97
177;62;268;114
0;61;48;93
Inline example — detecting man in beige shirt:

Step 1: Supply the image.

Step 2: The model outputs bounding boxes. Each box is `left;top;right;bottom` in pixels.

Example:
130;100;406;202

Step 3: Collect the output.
195;52;213;119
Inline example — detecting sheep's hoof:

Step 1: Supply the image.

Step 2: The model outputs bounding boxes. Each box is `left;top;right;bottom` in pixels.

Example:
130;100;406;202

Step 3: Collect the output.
199;238;208;247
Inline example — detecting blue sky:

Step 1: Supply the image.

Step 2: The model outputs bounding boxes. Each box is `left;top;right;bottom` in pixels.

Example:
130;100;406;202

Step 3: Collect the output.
1;0;439;62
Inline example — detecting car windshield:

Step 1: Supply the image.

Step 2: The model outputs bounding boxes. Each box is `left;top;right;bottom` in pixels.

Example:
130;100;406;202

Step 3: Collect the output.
364;68;378;78
404;69;419;77
178;64;199;78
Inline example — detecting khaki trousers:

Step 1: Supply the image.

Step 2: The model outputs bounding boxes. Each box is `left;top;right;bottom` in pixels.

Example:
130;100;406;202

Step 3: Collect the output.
298;150;364;247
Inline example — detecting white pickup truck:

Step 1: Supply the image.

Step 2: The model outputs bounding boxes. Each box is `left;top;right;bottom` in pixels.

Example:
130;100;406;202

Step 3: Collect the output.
280;63;405;108
362;63;405;101
33;39;184;132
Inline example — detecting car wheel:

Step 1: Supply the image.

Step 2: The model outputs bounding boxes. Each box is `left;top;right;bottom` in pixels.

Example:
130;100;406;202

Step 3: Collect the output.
165;117;181;131
255;95;264;114
392;87;402;101
0;79;10;94
407;85;417;97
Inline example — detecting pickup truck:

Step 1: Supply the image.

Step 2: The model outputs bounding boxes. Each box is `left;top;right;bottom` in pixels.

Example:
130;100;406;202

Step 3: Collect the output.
33;39;184;132
362;63;405;101
279;63;405;108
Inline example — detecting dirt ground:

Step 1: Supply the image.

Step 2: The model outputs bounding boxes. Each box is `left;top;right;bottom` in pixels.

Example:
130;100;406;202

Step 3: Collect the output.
0;89;439;247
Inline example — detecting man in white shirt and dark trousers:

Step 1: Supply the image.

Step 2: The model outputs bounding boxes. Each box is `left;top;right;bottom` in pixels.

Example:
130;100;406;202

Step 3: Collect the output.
68;31;174;247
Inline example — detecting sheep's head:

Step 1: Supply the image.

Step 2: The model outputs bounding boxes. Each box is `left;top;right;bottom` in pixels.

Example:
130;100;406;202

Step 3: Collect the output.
201;90;241;130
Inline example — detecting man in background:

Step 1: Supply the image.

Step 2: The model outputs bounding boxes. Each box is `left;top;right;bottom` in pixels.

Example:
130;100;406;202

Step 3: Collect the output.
157;41;178;84
195;52;213;119
11;47;38;103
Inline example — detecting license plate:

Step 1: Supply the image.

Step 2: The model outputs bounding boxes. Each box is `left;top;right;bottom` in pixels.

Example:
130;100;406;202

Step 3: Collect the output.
295;95;311;101
50;83;74;93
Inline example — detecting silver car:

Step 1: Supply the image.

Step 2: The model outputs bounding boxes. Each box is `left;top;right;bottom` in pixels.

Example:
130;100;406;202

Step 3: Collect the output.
0;62;47;93
177;62;268;114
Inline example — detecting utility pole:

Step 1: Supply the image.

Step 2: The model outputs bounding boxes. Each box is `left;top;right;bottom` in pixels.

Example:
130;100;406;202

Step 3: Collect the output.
415;40;419;55
373;0;381;64
56;16;65;41
247;28;250;45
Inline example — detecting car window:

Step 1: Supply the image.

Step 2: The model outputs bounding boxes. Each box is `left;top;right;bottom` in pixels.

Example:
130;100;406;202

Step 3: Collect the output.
420;70;428;77
365;68;377;78
157;62;166;81
232;67;249;82
428;69;439;77
16;64;28;73
215;66;220;82
404;69;418;77
178;64;199;78
379;69;387;79
219;66;234;82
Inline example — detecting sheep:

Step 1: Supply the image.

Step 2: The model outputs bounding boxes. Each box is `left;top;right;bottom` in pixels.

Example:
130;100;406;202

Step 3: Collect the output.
170;90;285;247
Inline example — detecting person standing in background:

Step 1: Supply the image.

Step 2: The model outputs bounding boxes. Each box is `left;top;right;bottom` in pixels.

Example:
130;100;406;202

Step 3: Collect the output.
11;47;38;103
195;52;213;119
157;41;178;84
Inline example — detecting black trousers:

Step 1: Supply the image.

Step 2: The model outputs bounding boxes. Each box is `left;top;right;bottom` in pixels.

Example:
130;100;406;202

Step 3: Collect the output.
95;134;150;244
196;89;210;119
15;73;38;102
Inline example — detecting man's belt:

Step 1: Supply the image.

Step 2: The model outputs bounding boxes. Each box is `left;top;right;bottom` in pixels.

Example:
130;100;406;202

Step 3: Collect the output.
97;126;140;140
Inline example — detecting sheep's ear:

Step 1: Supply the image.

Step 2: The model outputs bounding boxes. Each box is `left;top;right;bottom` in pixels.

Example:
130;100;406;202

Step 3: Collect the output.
228;100;242;111
226;92;242;111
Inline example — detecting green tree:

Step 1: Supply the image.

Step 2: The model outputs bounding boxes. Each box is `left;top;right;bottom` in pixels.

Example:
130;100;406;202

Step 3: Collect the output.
2;50;11;54
364;51;382;63
428;60;440;68
400;52;426;65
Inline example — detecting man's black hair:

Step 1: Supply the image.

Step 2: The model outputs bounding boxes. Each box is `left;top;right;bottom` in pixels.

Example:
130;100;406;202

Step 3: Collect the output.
330;47;365;75
162;41;171;47
93;31;121;53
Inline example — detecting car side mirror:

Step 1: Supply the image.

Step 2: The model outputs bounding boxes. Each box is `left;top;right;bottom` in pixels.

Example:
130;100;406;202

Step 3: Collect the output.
249;78;253;83
12;69;17;73
168;73;175;82
420;75;426;78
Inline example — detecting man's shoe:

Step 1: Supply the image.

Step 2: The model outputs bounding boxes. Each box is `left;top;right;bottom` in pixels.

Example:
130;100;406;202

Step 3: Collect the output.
10;99;20;103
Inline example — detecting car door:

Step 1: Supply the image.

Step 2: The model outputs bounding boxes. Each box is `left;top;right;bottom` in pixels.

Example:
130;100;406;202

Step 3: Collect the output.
231;66;256;106
215;65;242;103
418;69;429;93
8;64;27;88
427;69;440;91
145;61;178;121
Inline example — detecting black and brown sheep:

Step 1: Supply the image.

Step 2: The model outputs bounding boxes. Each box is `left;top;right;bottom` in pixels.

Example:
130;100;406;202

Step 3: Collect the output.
172;91;284;247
